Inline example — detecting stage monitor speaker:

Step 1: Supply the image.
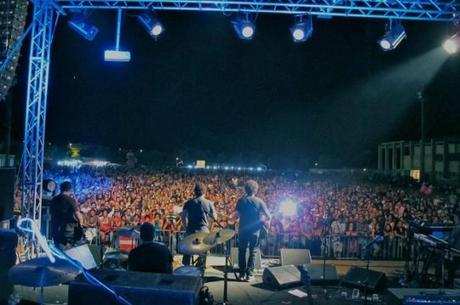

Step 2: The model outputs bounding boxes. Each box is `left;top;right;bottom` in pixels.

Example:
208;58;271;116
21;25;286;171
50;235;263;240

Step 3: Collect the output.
230;247;262;270
306;264;339;285
69;269;202;305
0;168;15;221
262;265;301;289
280;249;312;266
342;267;385;291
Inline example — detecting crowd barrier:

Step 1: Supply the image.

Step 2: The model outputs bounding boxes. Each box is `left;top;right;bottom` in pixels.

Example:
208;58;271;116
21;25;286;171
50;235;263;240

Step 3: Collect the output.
96;228;411;260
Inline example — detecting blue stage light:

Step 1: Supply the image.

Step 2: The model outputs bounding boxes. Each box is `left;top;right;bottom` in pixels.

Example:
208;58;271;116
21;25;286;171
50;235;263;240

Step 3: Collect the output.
290;15;313;43
68;13;99;41
137;12;164;38
232;15;255;40
104;50;131;62
378;20;406;51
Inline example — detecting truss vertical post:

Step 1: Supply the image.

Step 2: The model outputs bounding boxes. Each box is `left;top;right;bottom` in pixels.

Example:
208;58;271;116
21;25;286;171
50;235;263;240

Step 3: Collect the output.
21;0;56;231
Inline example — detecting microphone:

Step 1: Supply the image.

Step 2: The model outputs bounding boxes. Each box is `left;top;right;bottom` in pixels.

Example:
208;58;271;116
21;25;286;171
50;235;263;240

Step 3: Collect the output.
362;235;384;250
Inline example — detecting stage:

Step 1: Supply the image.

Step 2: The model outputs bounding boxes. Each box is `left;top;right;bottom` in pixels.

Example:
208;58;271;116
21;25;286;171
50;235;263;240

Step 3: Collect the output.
13;257;406;305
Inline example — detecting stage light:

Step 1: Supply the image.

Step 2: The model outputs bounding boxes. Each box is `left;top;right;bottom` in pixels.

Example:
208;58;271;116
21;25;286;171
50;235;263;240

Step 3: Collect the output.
290;15;313;43
186;164;193;169
232;15;255;40
43;179;57;193
104;10;130;62
137;12;164;38
279;199;298;217
443;33;460;54
256;167;263;171
378;20;406;51
224;166;229;170
104;50;131;62
68;12;99;41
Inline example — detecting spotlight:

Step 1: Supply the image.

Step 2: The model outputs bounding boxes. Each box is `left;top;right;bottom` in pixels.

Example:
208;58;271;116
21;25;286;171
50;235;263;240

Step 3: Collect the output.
378;20;406;51
232;15;255;40
43;179;57;193
290;15;313;43
68;12;99;41
279;199;298;217
443;33;460;54
137;12;164;38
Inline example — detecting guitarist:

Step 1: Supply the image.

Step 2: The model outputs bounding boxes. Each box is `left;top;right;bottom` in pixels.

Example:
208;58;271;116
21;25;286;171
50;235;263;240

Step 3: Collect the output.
234;180;271;282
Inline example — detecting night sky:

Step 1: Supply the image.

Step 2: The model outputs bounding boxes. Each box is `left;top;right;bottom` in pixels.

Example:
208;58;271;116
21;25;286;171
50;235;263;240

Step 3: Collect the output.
5;12;460;168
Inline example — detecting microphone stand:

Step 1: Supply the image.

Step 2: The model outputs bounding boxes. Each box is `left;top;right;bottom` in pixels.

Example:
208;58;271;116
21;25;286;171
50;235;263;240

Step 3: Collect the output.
211;215;233;305
320;216;331;299
363;245;371;305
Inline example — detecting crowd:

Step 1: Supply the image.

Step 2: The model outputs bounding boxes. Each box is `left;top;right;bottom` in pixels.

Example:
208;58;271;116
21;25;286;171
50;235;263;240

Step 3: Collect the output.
44;166;459;258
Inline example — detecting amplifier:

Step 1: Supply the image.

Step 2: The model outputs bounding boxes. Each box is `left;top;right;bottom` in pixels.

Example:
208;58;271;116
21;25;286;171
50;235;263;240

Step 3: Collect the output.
69;269;202;305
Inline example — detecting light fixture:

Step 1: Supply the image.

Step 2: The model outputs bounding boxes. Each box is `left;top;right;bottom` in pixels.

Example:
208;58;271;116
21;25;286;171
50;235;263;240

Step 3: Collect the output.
290;15;313;43
68;11;99;41
232;14;256;40
137;11;164;38
443;33;460;54
104;9;131;62
378;20;406;51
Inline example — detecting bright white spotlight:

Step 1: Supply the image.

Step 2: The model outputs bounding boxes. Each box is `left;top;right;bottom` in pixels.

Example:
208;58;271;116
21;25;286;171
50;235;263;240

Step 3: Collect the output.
279;199;298;217
378;20;406;51
232;15;255;40
137;11;164;38
290;15;313;43
443;33;460;54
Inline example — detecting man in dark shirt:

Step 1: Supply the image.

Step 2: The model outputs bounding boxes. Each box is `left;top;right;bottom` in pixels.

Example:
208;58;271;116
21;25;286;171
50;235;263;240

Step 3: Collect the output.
128;222;173;274
50;181;83;249
181;183;217;267
235;180;271;281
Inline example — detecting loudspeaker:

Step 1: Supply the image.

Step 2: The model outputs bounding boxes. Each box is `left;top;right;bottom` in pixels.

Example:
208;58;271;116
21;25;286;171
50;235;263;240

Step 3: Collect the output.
280;249;312;266
262;265;301;289
69;269;202;305
342;267;386;291
0;168;15;221
230;247;262;270
306;264;339;285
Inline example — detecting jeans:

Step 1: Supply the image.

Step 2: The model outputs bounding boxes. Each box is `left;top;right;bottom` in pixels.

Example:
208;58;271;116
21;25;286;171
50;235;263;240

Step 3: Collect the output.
238;232;260;276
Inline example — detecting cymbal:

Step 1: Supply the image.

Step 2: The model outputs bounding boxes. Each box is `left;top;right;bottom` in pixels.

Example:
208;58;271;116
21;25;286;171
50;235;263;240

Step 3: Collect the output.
203;229;235;246
178;232;212;255
8;257;80;287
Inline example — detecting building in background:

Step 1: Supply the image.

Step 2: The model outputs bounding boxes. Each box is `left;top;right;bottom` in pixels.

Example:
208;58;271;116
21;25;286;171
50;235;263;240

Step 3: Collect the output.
378;139;460;184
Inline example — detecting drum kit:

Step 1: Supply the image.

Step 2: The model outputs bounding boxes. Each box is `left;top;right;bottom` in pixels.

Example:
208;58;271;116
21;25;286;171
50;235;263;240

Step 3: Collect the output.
8;228;236;305
178;228;236;305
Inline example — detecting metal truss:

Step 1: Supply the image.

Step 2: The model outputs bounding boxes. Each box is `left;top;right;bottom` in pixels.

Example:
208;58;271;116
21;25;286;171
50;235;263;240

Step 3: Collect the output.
21;0;56;231
55;0;460;22
18;0;458;235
